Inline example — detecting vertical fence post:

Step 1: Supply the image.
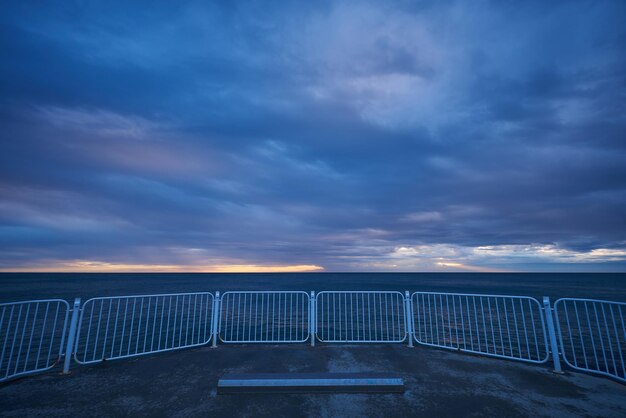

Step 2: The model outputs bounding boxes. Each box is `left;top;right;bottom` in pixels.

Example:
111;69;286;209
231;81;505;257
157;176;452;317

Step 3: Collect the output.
211;292;220;348
543;297;563;373
62;298;81;374
310;291;316;347
405;291;414;347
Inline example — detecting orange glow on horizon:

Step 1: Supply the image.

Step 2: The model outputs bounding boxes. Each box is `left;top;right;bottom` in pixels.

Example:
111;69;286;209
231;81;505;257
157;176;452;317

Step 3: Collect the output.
435;261;507;273
0;261;325;273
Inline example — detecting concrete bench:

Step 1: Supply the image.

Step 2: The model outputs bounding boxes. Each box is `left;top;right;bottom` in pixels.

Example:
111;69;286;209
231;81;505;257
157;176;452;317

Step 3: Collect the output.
217;372;405;394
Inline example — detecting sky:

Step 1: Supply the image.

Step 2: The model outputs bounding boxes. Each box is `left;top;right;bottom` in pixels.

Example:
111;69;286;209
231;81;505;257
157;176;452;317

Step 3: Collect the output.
0;1;625;273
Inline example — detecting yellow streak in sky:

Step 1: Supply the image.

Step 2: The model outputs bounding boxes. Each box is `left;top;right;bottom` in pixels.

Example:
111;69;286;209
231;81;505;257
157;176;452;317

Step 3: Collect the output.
435;261;507;273
0;261;325;273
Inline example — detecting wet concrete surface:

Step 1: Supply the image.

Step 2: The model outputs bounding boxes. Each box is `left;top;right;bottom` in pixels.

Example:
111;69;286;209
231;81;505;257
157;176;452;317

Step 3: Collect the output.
1;344;625;417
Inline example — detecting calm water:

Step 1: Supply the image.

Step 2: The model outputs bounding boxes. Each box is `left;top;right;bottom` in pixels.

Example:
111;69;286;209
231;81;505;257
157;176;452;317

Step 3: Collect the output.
1;273;625;303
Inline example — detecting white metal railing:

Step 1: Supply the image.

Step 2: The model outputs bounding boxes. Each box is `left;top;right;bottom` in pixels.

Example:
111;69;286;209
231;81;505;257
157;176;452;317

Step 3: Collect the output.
316;291;407;343
554;298;625;383
411;292;550;363
0;299;69;382
73;292;214;364
2;290;625;386
219;291;310;343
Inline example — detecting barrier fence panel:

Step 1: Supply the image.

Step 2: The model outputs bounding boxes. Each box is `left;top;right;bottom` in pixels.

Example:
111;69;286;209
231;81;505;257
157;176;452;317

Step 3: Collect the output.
74;293;214;364
554;298;625;383
411;292;549;363
316;291;407;343
1;300;69;382
219;291;310;343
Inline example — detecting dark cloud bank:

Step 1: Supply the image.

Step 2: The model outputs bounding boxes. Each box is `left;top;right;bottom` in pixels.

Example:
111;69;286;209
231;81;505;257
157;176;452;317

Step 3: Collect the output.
1;1;625;271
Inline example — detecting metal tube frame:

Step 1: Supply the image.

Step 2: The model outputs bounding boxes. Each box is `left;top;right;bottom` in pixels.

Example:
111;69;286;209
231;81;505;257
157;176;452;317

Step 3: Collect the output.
218;291;310;344
0;299;70;382
553;297;625;382
315;291;408;343
411;291;550;364
73;292;214;365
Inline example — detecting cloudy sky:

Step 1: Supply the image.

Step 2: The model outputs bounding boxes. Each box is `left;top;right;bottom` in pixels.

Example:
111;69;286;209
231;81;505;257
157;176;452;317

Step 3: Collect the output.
1;1;625;272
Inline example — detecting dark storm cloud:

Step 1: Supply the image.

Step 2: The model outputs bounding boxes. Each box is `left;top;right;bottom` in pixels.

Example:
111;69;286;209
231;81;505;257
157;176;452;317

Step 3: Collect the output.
1;0;625;271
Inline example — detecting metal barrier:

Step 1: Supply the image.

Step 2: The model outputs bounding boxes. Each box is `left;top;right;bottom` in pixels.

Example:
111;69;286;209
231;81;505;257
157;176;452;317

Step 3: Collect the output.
219;291;310;343
316;291;407;343
1;299;69;382
411;292;549;363
74;292;214;364
2;291;626;386
554;298;625;383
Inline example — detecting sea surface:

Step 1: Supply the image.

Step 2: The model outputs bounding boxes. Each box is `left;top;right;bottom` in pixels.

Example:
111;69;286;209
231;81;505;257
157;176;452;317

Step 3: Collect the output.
1;273;626;303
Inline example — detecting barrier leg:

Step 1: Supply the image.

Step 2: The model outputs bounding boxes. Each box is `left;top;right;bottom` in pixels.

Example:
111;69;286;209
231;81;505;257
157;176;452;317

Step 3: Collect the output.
211;292;220;348
62;298;81;374
310;291;316;347
405;291;414;347
543;297;563;374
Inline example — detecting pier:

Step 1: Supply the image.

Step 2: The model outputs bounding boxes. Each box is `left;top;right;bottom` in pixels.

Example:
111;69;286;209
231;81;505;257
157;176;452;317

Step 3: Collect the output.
1;289;625;416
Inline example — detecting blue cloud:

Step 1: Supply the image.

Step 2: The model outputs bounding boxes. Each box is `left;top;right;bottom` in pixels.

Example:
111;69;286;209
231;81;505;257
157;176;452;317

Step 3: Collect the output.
1;1;625;271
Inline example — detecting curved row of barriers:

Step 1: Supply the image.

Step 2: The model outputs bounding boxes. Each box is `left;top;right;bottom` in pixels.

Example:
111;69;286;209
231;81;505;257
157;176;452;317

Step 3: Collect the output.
1;291;624;384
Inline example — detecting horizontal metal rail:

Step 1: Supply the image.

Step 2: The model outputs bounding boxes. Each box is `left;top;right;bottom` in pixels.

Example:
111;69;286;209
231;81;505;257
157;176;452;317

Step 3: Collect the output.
411;292;549;363
74;292;214;364
219;291;309;343
554;298;626;383
316;291;407;343
1;299;69;382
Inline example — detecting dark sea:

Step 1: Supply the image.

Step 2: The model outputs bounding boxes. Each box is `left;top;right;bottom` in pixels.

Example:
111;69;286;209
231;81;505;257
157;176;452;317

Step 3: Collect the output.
1;273;626;303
